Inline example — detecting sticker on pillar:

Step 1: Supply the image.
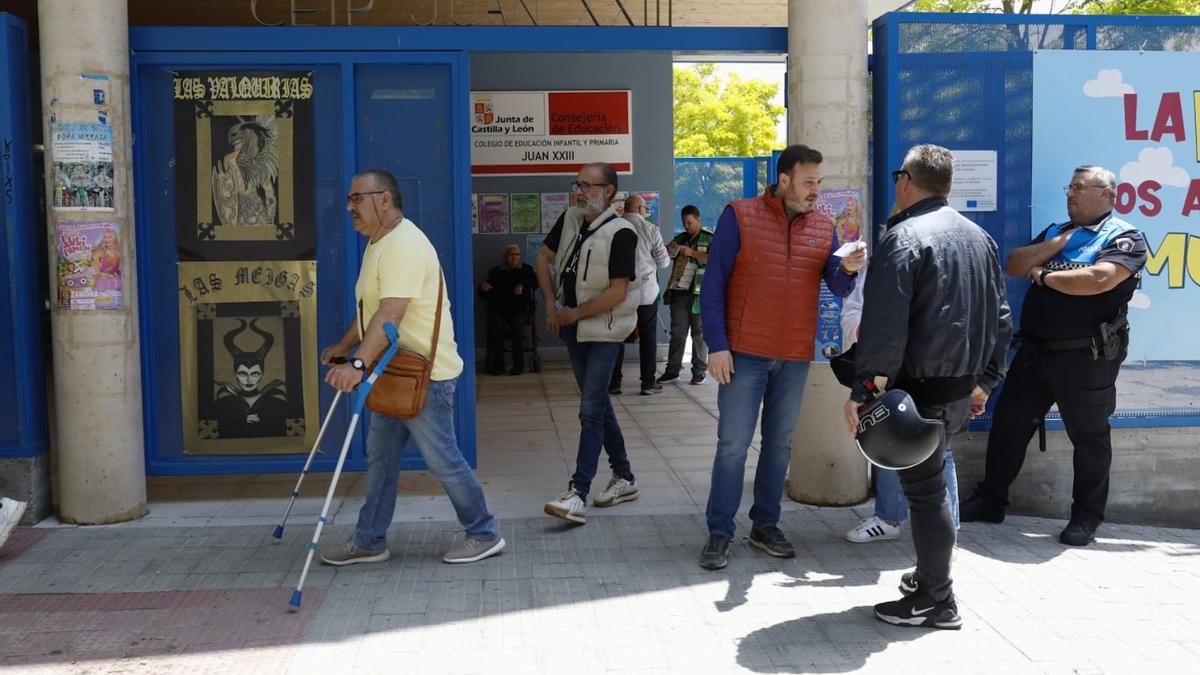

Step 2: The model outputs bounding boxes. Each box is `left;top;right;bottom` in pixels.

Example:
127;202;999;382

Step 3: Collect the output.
817;188;864;246
810;188;864;363
55;220;122;310
50;122;114;211
178;260;318;455
78;73;110;106
173;71;316;260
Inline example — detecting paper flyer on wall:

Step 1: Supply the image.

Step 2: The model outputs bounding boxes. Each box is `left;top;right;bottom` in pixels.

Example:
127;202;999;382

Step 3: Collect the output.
526;234;546;264
540;192;569;232
55;220;123;310
471;193;479;233
479;193;510;234
510;193;541;234
51;122;115;211
636;191;660;224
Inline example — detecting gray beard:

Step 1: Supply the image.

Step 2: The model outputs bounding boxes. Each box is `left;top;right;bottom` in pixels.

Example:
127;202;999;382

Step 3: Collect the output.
784;199;810;215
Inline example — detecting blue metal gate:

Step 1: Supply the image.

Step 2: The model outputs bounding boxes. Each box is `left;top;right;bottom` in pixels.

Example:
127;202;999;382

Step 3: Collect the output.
673;156;767;233
873;12;1200;428
0;13;48;461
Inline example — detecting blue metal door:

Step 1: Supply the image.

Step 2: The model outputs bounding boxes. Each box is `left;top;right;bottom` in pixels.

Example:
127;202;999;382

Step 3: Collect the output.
0;13;48;461
132;49;473;474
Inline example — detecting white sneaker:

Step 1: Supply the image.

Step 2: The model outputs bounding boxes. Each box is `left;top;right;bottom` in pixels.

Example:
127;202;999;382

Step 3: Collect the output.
544;488;587;524
0;497;28;550
593;476;639;507
845;516;901;543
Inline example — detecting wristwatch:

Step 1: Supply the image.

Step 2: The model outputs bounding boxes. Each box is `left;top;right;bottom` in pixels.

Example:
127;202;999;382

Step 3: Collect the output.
1038;268;1052;286
350;357;366;372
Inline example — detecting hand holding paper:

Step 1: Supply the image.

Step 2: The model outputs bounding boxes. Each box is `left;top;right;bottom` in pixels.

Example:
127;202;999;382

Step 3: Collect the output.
833;240;867;257
836;240;868;274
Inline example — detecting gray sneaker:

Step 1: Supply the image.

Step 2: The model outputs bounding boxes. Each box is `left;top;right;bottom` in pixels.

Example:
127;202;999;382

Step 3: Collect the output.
593;476;639;507
320;541;390;566
699;534;731;570
749;526;796;558
443;537;507;564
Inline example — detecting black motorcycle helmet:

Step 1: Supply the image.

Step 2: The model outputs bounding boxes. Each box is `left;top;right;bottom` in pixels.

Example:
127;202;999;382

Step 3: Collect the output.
855;389;944;470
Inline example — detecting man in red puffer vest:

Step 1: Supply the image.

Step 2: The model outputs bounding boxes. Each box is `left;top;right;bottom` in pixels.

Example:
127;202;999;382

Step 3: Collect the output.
697;144;867;570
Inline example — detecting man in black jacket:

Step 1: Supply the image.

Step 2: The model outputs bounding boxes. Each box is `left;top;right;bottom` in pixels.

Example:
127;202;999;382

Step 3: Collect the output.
843;144;1012;630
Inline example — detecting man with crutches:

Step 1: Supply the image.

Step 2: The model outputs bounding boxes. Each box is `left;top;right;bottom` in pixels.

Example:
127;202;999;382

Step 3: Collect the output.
319;169;505;566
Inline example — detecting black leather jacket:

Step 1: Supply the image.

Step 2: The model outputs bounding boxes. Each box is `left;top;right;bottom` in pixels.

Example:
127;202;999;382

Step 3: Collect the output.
851;197;1012;405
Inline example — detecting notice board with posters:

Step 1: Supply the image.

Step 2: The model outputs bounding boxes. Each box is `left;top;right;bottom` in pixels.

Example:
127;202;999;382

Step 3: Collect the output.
470;90;632;176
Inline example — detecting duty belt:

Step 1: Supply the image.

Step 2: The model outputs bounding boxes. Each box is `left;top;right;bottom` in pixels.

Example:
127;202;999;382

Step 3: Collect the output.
1024;335;1103;353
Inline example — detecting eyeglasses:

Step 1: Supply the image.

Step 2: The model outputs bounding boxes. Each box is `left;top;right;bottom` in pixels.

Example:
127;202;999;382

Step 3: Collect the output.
570;180;609;193
346;190;385;205
1062;183;1107;195
890;169;909;184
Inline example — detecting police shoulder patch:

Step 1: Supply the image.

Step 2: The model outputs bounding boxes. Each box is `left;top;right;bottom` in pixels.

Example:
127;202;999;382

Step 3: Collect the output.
1114;237;1134;252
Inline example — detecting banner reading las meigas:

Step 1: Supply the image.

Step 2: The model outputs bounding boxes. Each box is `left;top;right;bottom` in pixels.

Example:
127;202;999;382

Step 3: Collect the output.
470;90;632;176
1033;50;1200;362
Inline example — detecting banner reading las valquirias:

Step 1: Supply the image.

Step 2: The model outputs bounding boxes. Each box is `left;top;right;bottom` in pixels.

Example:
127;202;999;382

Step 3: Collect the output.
1033;50;1200;362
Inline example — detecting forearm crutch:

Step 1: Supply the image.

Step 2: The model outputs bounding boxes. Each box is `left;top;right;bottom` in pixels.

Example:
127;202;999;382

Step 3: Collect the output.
272;388;345;541
289;322;401;609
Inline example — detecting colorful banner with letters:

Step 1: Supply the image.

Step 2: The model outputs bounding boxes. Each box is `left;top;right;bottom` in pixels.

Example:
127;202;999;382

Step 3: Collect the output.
1033;51;1199;361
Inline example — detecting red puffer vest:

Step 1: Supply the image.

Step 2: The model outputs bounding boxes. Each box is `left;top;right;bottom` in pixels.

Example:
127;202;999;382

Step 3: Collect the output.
725;189;835;361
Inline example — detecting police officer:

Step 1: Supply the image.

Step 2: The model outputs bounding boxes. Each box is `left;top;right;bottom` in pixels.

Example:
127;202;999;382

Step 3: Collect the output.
960;165;1148;547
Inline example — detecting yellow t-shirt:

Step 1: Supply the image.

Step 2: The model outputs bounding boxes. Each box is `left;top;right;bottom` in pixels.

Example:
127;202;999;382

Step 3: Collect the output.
355;218;463;381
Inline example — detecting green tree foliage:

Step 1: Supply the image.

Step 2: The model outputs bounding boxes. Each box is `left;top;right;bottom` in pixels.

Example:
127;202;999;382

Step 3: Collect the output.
912;0;1199;12
673;64;784;158
1073;0;1200;14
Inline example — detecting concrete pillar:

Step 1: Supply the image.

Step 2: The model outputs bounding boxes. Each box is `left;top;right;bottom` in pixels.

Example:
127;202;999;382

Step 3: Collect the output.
39;0;147;523
785;0;870;506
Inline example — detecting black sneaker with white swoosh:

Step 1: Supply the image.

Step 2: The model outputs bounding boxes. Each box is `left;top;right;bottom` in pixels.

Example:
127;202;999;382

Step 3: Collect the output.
873;591;962;630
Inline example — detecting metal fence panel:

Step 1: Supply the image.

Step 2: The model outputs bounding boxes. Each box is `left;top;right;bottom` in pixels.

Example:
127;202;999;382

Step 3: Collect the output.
874;12;1200;427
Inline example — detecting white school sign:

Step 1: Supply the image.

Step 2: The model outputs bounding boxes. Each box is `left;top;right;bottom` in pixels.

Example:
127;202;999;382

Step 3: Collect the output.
470;90;633;176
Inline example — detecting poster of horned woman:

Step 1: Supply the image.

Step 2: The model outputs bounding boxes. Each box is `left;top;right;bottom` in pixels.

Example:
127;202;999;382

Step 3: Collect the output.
178;260;318;455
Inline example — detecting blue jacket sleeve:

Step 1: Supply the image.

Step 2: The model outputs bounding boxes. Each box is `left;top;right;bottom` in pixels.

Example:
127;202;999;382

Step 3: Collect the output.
823;230;857;297
699;206;741;354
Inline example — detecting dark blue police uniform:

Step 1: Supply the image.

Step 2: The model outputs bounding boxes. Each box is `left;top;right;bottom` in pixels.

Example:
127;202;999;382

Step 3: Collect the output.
970;211;1147;534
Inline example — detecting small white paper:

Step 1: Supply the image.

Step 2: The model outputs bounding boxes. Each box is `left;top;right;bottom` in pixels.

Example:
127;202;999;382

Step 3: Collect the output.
833;240;867;257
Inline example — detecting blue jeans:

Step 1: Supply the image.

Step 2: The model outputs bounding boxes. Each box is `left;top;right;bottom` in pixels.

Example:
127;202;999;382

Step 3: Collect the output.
706;353;810;539
874;446;960;528
353;377;498;549
561;325;633;499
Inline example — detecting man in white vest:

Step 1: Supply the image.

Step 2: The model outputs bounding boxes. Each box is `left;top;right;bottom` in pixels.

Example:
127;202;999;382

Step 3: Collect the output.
609;194;670;396
536;162;642;524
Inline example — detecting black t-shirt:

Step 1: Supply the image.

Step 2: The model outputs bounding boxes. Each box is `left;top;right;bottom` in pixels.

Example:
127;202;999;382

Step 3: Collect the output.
544;211;636;308
1018;216;1148;340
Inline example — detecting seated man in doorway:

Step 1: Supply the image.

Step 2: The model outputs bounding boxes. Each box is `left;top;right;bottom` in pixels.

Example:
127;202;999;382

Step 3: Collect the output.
479;244;538;375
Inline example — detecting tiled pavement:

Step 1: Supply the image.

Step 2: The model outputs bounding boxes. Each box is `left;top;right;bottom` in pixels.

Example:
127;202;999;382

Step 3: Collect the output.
2;364;1199;674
